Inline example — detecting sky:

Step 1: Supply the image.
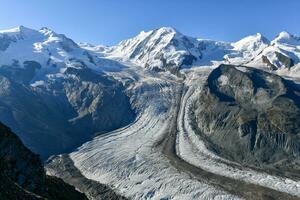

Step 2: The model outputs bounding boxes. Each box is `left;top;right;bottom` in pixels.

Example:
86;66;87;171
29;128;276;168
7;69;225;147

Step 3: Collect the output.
0;0;299;45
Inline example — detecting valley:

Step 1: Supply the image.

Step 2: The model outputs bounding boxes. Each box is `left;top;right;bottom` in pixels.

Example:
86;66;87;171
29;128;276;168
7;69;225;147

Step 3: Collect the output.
0;26;300;199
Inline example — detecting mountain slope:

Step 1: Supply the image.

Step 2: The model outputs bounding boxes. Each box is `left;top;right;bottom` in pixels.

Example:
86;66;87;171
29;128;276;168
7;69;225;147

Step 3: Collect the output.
0;26;136;158
225;33;270;64
193;64;300;176
0;121;88;200
109;27;203;71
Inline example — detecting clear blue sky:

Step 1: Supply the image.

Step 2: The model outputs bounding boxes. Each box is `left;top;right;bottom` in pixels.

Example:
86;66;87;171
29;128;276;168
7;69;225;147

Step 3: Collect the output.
0;0;299;45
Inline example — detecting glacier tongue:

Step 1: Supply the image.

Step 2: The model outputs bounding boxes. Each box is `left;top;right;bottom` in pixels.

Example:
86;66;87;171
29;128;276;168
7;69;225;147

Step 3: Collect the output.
67;66;240;200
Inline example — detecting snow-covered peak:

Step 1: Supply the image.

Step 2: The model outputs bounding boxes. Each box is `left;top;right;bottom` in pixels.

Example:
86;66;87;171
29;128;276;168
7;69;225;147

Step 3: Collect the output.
0;25;42;40
246;31;300;72
1;25;300;76
0;25;33;34
131;26;179;41
0;26;111;85
110;26;202;71
233;33;269;51
154;26;178;34
223;33;270;64
39;26;58;37
115;26;179;51
272;31;300;46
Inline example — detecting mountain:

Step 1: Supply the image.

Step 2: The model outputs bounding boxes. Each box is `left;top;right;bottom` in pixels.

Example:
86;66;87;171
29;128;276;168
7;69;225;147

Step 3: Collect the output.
2;26;299;74
248;31;300;71
108;27;202;72
193;64;300;176
0;121;88;199
0;26;136;158
224;33;270;64
105;27;300;74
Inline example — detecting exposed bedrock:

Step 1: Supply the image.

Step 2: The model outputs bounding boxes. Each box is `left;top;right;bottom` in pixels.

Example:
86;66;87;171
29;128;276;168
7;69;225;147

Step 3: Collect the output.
193;64;300;177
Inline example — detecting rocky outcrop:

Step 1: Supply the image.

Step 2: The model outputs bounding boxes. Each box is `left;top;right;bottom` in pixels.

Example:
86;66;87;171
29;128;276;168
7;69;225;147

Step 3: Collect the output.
275;51;294;69
46;154;128;200
262;55;277;70
193;64;300;176
0;121;88;199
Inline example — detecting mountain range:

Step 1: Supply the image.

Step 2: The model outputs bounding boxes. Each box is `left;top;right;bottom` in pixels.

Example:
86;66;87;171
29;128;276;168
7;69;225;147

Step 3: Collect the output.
0;26;300;200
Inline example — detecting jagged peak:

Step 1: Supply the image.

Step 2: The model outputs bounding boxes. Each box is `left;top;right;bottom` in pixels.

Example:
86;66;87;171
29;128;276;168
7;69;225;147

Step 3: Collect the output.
125;26;180;42
39;27;79;48
39;26;56;35
138;26;179;35
39;27;67;40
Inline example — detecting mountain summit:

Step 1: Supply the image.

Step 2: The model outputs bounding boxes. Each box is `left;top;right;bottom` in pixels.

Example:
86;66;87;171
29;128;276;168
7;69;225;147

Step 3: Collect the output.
110;27;202;71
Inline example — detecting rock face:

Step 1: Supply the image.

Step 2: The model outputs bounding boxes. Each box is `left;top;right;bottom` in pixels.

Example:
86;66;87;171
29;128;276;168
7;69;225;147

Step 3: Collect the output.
46;154;128;200
193;64;300;176
0;65;135;159
0;121;88;200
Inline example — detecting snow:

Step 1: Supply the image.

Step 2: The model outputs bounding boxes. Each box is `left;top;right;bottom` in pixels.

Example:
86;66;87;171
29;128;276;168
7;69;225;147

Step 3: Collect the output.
0;26;128;87
108;27;203;70
30;80;45;87
272;31;300;46
235;66;248;73
218;75;229;86
2;25;299;81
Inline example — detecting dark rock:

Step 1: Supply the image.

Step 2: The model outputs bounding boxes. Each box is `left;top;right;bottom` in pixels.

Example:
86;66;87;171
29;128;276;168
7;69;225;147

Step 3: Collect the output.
275;51;294;69
262;55;277;70
46;154;128;200
193;64;300;177
0;121;88;200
